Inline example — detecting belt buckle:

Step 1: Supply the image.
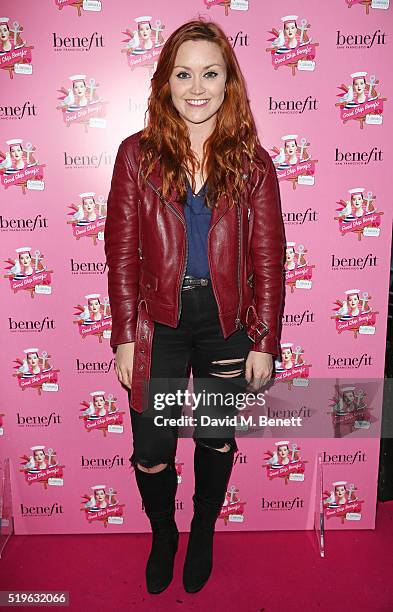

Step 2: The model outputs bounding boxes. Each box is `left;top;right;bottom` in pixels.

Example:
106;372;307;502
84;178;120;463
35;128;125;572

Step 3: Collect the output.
200;278;208;286
246;305;269;342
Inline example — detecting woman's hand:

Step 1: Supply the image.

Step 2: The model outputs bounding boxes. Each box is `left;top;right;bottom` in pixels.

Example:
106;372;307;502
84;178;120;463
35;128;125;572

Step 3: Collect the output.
244;351;273;392
114;342;135;389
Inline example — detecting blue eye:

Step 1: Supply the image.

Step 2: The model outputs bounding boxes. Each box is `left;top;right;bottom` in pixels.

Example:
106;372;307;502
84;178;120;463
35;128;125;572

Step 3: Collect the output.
176;72;190;79
204;71;218;78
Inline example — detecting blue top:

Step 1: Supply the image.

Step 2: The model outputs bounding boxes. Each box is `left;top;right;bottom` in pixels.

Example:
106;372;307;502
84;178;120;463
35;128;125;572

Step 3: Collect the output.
184;180;212;278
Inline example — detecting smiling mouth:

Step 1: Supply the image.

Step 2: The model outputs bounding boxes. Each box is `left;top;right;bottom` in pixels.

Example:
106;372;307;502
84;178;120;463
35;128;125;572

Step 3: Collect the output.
185;99;210;107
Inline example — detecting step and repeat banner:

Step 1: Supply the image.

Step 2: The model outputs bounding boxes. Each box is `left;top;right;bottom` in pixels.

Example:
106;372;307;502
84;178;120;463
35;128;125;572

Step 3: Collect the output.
1;0;392;534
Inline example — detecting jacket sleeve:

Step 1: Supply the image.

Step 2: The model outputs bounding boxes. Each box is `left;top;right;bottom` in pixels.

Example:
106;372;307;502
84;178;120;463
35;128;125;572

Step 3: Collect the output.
104;139;140;348
249;148;286;358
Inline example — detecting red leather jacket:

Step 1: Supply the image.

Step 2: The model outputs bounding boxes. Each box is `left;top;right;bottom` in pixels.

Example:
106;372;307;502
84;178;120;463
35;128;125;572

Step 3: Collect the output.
104;130;286;412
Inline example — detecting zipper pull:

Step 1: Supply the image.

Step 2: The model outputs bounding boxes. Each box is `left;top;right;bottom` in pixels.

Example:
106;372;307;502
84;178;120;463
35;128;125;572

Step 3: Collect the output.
235;318;244;330
247;207;251;220
138;246;143;260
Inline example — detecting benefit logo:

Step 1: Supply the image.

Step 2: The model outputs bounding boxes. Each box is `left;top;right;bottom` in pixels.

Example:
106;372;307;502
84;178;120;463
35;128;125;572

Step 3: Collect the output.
79;390;125;436
274;342;311;387
54;0;102;16
13;348;59;394
264;441;307;484
271;134;316;189
219;484;246;525
121;16;165;74
203;0;249;15
345;0;390;14
82;484;125;526
335;187;384;240
266;15;318;75
285;241;315;293
67;191;107;245
4;246;53;297
331;288;379;337
0;17;34;79
20;445;64;488
57;74;108;131
323;480;363;524
0;138;45;193
329;384;372;430
336;71;387;129
74;293;112;342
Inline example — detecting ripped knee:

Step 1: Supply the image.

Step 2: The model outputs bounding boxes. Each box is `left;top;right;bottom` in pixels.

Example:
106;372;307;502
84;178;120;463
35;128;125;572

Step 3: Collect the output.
210;357;245;378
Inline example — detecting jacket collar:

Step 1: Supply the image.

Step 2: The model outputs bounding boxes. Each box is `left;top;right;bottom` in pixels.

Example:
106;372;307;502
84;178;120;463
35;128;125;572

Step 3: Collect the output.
141;160;231;228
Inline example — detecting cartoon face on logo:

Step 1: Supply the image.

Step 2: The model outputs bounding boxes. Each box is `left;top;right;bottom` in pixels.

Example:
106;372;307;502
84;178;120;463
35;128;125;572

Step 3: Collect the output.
345;0;390;14
20;445;64;487
13;348;59;393
80;390;125;435
264;441;307;483
219;484;246;524
57;74;108;130
0;17;34;78
266;14;318;75
82;484;124;525
271;135;316;188
336;71;386;128
332;288;378;337
67;191;107;244
323;480;363;523
0;139;45;193
122;15;165;74
274;342;311;386
5;246;53;296
285;241;315;292
54;0;103;16
203;0;249;15
330;385;372;431
74;293;112;341
335;187;383;239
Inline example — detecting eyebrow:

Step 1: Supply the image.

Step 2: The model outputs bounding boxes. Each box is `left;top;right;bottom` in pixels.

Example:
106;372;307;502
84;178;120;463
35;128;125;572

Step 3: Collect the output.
173;63;223;70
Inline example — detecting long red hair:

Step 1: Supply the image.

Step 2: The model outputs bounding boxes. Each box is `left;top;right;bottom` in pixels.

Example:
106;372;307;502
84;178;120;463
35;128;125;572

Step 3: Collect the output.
139;18;263;209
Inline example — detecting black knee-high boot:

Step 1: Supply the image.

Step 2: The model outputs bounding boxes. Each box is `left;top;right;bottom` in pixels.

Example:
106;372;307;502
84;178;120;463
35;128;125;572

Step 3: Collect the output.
183;440;236;593
134;462;179;594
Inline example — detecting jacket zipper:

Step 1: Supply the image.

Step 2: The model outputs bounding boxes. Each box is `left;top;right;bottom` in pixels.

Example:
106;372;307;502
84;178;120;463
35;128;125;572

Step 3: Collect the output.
141;171;188;323
235;202;243;330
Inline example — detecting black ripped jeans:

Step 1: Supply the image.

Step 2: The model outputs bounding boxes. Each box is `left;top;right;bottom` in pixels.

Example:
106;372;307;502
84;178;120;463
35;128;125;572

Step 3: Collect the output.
129;282;254;469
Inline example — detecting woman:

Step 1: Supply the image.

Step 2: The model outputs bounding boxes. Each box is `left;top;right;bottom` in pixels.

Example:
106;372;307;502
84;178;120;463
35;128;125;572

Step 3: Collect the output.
104;19;285;594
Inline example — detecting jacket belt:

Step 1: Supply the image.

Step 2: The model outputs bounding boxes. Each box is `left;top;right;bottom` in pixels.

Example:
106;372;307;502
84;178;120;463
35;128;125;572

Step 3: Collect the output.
130;299;154;413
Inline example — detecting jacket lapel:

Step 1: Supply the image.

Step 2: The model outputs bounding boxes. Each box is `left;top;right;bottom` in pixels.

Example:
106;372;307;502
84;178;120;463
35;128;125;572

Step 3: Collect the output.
141;160;231;226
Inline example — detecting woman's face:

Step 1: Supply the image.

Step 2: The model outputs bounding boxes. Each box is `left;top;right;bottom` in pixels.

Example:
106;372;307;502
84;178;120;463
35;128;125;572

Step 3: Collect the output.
285;140;297;155
343;391;354;405
34;450;45;463
284;22;297;39
11;145;23;160
0;24;9;42
286;247;295;263
335;485;346;499
347;294;359;308
94;396;105;408
351;194;363;209
27;353;39;367
73;80;86;98
282;348;292;363
83;198;95;213
89;298;100;313
95;489;106;502
278;445;289;459
353;78;365;95
138;22;152;41
19;252;31;267
169;40;227;129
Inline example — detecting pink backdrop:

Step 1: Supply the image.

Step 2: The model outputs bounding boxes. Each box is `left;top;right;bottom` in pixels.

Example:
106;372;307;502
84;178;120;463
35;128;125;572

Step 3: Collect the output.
1;0;392;534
